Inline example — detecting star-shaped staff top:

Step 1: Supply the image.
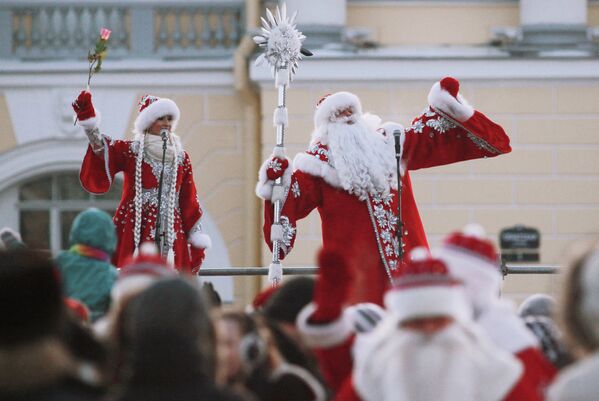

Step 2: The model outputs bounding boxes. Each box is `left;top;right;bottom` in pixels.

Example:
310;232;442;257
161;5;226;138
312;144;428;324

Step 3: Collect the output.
253;3;307;78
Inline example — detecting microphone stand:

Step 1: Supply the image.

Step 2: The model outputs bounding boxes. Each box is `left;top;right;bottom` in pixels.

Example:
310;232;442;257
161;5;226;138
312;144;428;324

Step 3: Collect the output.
154;130;168;255
393;130;405;263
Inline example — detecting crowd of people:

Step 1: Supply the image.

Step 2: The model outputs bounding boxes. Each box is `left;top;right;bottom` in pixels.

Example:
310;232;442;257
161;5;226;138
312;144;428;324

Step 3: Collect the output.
1;76;597;400
0;217;598;401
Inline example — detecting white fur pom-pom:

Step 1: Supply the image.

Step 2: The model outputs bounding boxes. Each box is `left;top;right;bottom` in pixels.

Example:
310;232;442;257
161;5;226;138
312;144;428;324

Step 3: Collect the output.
268;261;283;286
190;232;212;249
273;106;288;127
409;246;430;262
463;223;486;239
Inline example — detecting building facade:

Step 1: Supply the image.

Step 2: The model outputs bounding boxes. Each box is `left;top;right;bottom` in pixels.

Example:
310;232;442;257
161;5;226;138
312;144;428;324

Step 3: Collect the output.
1;0;598;303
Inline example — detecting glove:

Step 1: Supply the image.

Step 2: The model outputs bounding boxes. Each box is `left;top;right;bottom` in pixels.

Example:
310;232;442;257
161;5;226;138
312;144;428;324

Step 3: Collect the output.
72;91;96;121
309;248;353;323
428;76;474;122
266;157;289;181
440;76;459;98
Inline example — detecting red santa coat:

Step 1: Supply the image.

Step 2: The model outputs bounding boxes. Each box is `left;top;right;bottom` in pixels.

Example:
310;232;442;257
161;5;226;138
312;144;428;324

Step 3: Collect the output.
263;105;511;305
80;137;205;272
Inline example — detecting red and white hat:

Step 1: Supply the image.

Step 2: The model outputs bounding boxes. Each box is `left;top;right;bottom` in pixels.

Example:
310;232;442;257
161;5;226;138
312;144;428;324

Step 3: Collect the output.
313;91;362;128
384;247;471;323
110;242;176;305
433;224;502;311
133;94;180;134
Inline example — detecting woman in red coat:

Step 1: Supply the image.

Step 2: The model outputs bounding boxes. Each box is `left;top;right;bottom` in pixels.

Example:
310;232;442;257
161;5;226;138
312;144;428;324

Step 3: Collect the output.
73;92;211;273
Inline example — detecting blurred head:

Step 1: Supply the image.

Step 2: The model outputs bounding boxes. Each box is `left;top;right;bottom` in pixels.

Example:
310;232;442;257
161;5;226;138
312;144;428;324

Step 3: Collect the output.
125;278;216;385
216;311;260;385
518;293;557;319
562;246;599;353
69;208;117;255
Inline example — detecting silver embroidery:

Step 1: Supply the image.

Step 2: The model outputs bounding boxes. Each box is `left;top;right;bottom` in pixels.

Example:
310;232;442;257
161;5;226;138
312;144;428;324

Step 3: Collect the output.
267;158;284;173
426;116;457;133
466;132;500;154
291;181;300;198
308;143;334;167
411;120;425;133
279;216;296;248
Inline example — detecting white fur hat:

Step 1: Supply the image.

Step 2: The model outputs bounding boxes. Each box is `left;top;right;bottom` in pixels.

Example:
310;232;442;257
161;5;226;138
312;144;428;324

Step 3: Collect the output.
384;247;471;323
314;91;362;128
134;94;180;134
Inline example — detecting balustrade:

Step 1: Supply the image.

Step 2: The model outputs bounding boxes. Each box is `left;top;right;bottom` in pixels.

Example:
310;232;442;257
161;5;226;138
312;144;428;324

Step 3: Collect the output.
0;1;245;60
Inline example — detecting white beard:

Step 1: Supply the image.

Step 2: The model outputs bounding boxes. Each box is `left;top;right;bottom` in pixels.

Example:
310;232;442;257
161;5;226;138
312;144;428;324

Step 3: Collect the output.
353;316;522;401
315;114;397;200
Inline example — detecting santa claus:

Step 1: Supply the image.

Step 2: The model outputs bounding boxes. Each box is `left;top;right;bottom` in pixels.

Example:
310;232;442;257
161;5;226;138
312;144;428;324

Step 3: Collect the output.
73;91;211;272
295;247;525;401
434;225;557;400
257;77;512;305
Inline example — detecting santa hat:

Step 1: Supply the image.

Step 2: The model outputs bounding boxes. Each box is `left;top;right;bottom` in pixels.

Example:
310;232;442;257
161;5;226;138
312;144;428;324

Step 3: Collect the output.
111;242;176;306
433;224;502;311
133;94;180;135
384;247;471;323
313;91;362;128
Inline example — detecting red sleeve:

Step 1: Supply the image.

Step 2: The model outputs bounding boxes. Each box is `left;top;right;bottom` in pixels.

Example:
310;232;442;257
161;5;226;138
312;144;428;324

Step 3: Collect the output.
79;138;130;194
314;336;355;393
334;377;364;401
403;106;511;171
263;170;323;259
178;152;203;235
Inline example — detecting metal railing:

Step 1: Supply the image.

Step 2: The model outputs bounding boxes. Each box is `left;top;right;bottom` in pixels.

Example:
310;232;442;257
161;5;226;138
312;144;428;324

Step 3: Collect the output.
198;265;559;276
0;1;245;60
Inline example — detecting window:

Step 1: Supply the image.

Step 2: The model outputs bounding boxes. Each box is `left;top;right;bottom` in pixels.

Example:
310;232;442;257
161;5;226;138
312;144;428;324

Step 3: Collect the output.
18;172;122;251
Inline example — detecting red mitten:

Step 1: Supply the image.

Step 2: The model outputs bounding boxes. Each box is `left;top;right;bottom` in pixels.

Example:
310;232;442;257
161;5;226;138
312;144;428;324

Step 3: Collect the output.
72;90;96;121
266;157;289;181
310;248;353;323
440;76;459;98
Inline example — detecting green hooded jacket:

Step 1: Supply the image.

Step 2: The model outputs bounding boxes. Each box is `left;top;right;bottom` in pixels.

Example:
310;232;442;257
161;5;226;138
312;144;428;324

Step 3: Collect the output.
55;208;118;321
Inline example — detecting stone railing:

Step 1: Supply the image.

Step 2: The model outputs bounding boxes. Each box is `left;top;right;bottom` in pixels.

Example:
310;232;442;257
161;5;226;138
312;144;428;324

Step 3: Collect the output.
0;0;245;60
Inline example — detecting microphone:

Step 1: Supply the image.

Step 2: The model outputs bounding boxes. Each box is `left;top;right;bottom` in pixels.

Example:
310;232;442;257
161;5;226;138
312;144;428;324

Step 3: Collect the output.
393;129;402;158
160;128;169;141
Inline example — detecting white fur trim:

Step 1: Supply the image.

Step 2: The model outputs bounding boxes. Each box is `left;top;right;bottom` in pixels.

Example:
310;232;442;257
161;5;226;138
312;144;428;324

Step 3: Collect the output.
275;67;289;87
272;146;285;158
111;276;155;305
293;152;341;189
255;156;292;201
296;303;354;348
133;98;180;135
314;92;362;129
384;285;472;323
270;223;284;242
189;232;211;249
478;299;540;353
268;261;283;285
427;81;474;122
273;106;288;127
76;111;101;130
434;246;503;313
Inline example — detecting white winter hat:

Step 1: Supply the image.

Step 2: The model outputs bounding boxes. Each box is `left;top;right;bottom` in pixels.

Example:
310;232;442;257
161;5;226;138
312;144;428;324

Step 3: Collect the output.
133;94;180;134
313;91;362;128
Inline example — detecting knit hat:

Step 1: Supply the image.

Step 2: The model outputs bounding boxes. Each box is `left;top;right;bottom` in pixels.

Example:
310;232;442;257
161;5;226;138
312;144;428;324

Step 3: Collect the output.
0;251;64;346
111;242;176;307
0;227;26;250
384;247;470;323
518;293;557;319
433;224;502;313
314;91;362;128
133;94;180;135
